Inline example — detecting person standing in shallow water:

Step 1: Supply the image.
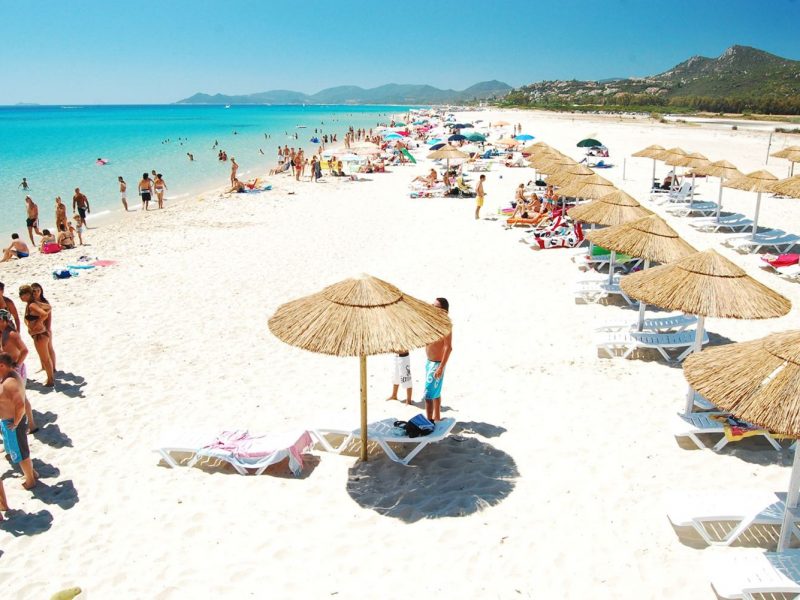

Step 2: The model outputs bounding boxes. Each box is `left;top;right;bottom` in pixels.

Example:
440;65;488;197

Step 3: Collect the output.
118;176;129;211
424;298;452;422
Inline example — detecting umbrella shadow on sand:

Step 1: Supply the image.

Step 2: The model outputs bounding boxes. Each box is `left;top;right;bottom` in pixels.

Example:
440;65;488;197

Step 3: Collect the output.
347;437;518;523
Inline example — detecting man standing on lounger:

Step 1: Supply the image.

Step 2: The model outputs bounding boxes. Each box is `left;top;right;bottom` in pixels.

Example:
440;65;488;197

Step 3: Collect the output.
424;298;452;422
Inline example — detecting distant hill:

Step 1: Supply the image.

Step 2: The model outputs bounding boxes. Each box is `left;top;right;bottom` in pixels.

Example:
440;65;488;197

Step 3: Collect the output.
176;81;512;105
504;45;800;114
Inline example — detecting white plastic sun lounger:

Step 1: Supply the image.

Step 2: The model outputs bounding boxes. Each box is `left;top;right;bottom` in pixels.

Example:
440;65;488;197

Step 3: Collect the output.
155;429;313;476
727;233;800;254
689;214;755;233
574;279;634;305
311;417;457;466
596;328;707;361
596;314;698;334
673;412;783;451
666;200;719;217
667;490;792;547
651;182;693;203
708;549;800;599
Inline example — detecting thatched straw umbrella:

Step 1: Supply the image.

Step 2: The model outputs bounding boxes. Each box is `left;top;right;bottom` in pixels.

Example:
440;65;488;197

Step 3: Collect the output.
556;174;615;200
659;147;690;191
683;330;800;550
568;190;651;227
724;170;779;238
631;144;666;186
771;145;800;177
537;156;577;174
547;164;595;186
427;144;469;171
693;159;743;222
774;175;800;198
586;214;695;320
268;275;452;461
622;249;790;388
673;152;709;201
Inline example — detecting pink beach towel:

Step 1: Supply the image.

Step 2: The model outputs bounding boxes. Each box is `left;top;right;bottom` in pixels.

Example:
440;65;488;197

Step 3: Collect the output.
762;254;800;268
91;260;117;267
206;430;313;469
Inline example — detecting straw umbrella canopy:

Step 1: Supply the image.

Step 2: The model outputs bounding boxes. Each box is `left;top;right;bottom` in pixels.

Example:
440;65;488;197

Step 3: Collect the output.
724;170;779;238
427;144;469;171
496;137;519;147
556;174;615;200
268;275;452;461
521;141;550;154
683;330;800;550
771;145;800;159
632;144;666;184
536;157;578;175
621;249;790;380
772;145;800;175
568;189;651;227
673;152;709;200
692;159;743;222
546;164;595;186
586;214;695;306
774;175;800;198
659;147;690;191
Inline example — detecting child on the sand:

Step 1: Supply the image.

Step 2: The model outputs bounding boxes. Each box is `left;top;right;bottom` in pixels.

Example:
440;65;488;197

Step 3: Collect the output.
387;351;413;404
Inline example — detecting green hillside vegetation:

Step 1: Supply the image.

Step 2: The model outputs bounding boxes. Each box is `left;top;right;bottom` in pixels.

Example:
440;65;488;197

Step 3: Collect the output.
502;45;800;115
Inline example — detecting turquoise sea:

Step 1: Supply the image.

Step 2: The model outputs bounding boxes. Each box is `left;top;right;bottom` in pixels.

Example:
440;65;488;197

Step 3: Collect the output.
0;104;410;236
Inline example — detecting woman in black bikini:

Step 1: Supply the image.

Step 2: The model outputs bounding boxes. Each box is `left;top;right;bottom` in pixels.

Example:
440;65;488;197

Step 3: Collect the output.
18;285;53;387
31;283;56;376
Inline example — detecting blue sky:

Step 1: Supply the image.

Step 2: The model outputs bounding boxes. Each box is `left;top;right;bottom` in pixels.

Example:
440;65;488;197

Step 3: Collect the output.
2;0;799;104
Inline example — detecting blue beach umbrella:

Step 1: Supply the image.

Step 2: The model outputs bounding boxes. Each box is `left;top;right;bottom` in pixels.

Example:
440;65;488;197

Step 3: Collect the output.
429;143;446;150
384;133;403;140
515;134;534;141
466;133;486;142
427;138;442;145
448;134;467;142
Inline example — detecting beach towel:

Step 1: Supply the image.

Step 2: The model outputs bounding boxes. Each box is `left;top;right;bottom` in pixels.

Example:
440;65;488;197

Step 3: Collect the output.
534;222;584;249
762;253;800;268
709;414;785;442
204;430;313;468
91;260;117;267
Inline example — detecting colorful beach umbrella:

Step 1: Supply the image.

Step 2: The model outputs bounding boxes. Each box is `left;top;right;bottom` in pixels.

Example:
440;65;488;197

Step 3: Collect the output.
466;133;487;142
515;134;534;141
577;138;602;148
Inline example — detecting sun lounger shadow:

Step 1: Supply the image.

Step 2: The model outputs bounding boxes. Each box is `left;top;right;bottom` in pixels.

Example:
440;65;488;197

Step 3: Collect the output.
346;437;518;523
0;509;53;537
35;423;73;449
31;479;79;510
452;421;507;438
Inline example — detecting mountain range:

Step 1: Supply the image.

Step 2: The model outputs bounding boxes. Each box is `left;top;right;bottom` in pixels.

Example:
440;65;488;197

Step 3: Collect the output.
504;45;800;114
176;81;512;105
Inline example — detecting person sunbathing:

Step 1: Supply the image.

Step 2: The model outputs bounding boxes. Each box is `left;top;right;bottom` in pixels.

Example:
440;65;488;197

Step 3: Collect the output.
412;169;437;186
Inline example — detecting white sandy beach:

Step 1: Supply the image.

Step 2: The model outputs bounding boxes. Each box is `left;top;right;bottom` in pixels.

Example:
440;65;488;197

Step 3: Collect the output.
1;108;799;599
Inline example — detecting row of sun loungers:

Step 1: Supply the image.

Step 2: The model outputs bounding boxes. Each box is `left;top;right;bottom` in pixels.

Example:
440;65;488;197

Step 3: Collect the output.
155;418;458;474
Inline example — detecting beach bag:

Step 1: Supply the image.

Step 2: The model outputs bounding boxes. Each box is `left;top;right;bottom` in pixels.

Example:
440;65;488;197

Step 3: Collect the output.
42;242;61;254
52;269;72;280
394;414;435;438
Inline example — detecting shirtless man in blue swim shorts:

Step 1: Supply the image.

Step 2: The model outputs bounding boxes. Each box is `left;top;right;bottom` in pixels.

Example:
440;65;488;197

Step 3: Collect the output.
0;352;37;490
424;298;452;422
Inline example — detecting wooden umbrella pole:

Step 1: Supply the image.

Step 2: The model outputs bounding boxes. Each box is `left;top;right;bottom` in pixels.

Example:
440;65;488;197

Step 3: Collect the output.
359;354;368;461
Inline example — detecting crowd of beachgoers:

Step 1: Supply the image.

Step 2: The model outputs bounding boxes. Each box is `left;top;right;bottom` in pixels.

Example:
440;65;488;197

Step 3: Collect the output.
3;103;800;597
